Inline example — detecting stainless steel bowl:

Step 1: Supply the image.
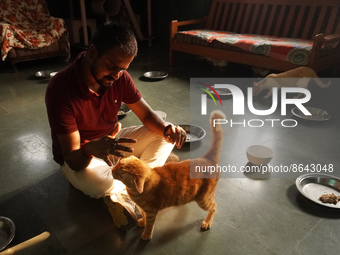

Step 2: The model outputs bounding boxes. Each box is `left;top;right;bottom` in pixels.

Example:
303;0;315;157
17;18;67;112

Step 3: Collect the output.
0;216;15;251
208;85;232;96
50;71;58;77
143;71;168;80
35;70;54;78
292;106;331;121
118;103;131;116
179;125;206;142
296;174;340;208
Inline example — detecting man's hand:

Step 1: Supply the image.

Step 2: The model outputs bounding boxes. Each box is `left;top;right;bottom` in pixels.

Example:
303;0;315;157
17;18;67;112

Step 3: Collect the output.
84;136;136;166
84;123;136;166
163;124;187;149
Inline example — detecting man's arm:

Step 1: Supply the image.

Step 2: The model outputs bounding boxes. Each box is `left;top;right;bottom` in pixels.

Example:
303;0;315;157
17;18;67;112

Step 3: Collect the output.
127;98;186;148
58;128;136;171
127;98;166;135
58;130;92;171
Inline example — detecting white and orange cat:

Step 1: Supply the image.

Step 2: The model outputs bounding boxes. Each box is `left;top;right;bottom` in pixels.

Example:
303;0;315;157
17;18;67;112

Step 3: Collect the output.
112;110;226;240
252;67;331;99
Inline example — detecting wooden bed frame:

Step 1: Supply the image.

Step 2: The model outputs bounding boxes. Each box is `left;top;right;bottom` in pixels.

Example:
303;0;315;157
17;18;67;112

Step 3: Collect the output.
169;0;340;75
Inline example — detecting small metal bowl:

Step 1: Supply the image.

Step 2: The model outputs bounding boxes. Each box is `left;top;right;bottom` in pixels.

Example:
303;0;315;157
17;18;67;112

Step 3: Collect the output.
118;103;131;116
35;70;54;78
50;71;58;78
143;71;168;80
296;174;340;208
179;125;206;142
0;216;15;251
208;85;232;96
291;106;331;121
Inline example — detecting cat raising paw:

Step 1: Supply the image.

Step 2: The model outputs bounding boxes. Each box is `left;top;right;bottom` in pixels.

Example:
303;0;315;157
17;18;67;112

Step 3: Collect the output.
112;110;226;240
252;67;331;99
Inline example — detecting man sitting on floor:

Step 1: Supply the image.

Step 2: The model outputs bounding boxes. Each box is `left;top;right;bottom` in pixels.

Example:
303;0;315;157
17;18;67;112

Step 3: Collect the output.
45;22;186;231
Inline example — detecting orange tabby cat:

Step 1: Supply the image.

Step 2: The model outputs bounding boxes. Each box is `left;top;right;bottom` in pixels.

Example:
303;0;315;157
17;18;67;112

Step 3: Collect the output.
252;66;331;99
112;110;226;240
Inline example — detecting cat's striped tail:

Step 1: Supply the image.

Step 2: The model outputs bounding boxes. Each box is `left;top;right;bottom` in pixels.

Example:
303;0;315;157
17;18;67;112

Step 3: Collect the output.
203;110;226;164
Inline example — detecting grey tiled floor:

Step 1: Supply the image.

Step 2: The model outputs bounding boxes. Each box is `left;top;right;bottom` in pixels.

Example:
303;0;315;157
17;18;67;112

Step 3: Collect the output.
0;46;339;255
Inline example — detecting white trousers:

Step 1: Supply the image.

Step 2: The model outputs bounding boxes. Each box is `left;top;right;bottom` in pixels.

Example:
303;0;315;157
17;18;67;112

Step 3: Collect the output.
61;125;174;198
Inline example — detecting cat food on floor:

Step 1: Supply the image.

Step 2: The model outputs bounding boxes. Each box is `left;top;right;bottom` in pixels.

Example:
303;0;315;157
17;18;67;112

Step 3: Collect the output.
319;193;340;205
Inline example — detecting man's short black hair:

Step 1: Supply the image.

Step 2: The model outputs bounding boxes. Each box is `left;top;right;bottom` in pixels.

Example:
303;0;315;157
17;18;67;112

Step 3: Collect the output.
90;22;137;57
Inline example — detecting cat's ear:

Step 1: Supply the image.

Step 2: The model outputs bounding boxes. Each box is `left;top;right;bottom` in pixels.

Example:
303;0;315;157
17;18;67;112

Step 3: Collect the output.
133;176;145;193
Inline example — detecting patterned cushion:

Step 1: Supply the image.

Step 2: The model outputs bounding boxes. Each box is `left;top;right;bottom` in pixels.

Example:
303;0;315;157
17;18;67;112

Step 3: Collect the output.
174;29;314;65
0;0;67;61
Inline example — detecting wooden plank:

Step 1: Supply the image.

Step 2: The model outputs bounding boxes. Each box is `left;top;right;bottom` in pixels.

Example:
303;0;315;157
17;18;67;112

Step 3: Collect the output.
301;6;317;39
256;4;268;34
220;3;231;30
249;4;260;33
241;4;252;33
282;5;296;37
183;0;340;35
273;5;286;36
206;0;218;28
325;7;339;34
226;3;237;31
212;2;223;29
265;4;278;35
210;0;339;6
234;3;245;32
292;6;306;38
332;8;340;34
312;6;327;35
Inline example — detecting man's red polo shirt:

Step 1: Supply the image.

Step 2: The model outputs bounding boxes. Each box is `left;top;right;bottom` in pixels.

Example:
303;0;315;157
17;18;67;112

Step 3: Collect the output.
45;52;142;165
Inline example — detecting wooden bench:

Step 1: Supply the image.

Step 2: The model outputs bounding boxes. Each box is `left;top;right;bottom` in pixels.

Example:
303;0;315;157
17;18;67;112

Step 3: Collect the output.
169;0;340;75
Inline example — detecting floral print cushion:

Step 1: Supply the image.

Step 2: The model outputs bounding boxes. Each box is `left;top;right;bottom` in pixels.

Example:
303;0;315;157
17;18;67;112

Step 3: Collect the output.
175;29;314;65
0;0;67;61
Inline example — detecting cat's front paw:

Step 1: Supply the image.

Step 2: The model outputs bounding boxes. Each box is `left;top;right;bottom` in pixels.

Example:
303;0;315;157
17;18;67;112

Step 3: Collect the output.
324;81;331;88
141;231;152;240
201;220;211;231
137;218;145;227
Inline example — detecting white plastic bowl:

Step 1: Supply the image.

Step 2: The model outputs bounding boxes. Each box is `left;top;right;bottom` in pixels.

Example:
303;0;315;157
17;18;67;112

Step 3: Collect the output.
246;145;274;166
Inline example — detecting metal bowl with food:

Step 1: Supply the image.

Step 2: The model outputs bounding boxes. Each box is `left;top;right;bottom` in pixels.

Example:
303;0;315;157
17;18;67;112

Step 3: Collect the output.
296;173;340;208
118;103;132;116
179;125;206;142
291;106;331;121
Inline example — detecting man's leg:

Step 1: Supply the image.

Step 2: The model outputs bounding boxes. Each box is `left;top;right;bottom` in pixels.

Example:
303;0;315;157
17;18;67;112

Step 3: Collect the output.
61;158;137;231
117;124;175;167
61;124;175;230
102;125;175;229
61;157;123;199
